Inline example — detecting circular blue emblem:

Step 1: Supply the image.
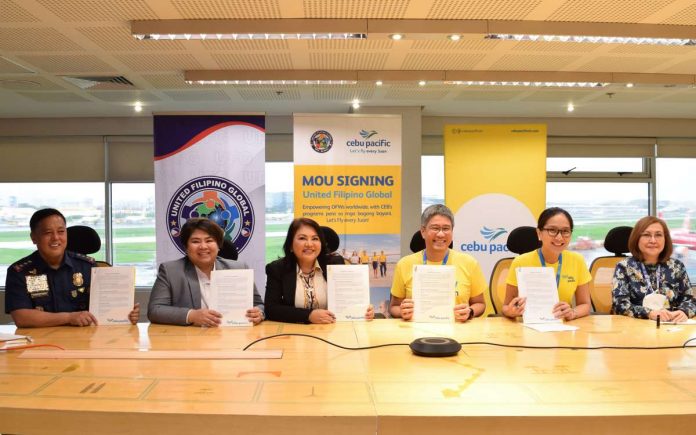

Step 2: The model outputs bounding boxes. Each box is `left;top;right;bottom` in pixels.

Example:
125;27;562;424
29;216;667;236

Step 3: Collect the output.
310;130;333;153
166;176;255;255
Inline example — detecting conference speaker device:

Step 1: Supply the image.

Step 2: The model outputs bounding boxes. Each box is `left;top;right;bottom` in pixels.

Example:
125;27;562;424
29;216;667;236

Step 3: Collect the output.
409;337;461;357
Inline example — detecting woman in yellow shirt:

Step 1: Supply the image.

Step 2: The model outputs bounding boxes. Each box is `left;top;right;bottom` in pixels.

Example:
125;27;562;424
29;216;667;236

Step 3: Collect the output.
503;207;592;320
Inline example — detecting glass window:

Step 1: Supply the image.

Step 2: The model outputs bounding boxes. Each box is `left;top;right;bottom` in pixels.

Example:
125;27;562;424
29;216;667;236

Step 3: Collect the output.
547;157;643;173
422;155;444;211
547;182;649;267
656;158;696;282
0;183;105;284
111;183;156;287
266;162;293;263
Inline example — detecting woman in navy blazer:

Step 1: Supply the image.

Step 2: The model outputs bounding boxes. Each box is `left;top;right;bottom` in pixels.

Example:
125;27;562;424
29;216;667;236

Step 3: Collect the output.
265;217;373;323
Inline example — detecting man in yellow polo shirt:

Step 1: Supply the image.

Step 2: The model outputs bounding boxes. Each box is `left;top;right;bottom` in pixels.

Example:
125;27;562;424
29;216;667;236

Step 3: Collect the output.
389;204;487;322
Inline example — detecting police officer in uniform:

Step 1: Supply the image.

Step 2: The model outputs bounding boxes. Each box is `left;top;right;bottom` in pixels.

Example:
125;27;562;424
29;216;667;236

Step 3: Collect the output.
4;208;140;328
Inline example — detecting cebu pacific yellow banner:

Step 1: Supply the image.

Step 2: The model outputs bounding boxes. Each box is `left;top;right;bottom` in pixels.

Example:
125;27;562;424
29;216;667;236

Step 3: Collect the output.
445;124;546;316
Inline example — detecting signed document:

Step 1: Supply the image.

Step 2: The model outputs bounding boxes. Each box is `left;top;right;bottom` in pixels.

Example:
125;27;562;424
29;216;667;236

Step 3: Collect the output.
89;266;135;325
327;265;370;321
412;265;455;323
515;267;561;324
210;269;254;327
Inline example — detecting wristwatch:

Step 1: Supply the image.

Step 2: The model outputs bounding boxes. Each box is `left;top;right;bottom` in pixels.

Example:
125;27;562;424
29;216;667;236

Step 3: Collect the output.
468;308;475;320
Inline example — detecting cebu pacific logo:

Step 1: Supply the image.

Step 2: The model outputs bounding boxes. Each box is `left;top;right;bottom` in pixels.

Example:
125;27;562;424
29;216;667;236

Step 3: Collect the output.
480;226;507;241
359;129;378;139
166;176;255;255
310;130;333;153
461;226;510;254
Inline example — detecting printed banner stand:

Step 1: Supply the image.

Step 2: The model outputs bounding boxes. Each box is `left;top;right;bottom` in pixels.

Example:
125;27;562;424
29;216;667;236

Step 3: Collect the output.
154;114;266;293
293;114;402;318
445;124;546;316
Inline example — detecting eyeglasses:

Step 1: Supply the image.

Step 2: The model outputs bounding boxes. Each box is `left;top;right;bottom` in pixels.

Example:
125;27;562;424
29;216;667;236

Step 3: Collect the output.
426;226;452;234
542;227;572;238
640;232;664;240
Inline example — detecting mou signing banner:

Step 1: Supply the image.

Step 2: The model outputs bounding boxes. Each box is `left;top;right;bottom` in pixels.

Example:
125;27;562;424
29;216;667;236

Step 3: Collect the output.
154;114;266;292
445;124;546;316
293;114;401;317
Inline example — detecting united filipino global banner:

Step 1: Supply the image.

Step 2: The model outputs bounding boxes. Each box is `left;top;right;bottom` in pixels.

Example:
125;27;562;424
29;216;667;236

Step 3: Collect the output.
444;124;546;316
294;114;401;318
154;114;265;292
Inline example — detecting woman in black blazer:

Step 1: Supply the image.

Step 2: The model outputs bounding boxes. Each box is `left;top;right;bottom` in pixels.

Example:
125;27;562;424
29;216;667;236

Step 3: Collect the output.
265;217;373;323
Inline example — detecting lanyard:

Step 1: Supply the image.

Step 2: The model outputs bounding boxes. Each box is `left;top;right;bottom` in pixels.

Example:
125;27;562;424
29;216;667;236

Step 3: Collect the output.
422;249;449;265
537;249;562;287
638;262;662;294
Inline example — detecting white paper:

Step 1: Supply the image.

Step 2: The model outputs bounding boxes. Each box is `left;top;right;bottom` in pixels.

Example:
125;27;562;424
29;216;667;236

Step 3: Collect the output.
210;269;254;327
516;267;561;324
523;323;578;332
412;265;456;323
89;266;135;325
327;265;370;321
662;318;696;325
0;333;31;342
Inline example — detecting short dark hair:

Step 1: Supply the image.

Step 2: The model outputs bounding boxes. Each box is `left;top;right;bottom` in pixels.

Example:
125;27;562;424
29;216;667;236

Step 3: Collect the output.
30;208;66;232
628;216;673;263
537;207;574;231
180;218;224;249
282;217;328;264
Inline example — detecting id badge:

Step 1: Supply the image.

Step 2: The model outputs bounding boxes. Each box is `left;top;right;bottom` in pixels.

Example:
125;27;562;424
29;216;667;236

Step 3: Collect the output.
643;292;668;310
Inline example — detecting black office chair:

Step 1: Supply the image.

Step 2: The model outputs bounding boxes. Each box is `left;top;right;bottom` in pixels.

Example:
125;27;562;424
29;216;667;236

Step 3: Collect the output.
488;226;540;314
409;230;453;253
218;239;239;261
589;226;632;313
66;225;111;267
321;226;340;254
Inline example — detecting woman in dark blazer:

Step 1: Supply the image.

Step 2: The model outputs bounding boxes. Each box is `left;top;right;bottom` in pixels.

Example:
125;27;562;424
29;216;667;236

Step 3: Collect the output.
265;217;373;323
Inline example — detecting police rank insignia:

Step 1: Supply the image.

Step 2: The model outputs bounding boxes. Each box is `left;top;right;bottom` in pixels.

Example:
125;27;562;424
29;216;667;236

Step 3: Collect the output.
71;290;78;298
73;272;84;287
26;275;49;298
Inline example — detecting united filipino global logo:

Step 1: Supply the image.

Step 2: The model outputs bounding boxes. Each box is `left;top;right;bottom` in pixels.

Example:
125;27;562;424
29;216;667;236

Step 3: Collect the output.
166;176;255;255
310;130;333;153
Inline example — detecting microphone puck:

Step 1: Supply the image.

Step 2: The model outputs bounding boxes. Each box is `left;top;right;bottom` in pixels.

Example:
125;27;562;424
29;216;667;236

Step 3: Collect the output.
409;337;461;357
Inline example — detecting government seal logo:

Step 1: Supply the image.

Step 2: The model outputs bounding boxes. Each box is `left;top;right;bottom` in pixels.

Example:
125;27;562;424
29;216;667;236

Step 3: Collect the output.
310;130;333;153
166;176;255;255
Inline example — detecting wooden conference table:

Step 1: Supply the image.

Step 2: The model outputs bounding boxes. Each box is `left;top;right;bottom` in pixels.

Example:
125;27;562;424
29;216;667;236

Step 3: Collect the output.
1;316;695;435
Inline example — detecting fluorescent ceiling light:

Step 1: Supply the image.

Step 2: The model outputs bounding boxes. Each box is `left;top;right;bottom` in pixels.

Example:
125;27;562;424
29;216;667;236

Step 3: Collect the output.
486;34;696;46
446;81;609;88
134;33;365;40
186;80;357;85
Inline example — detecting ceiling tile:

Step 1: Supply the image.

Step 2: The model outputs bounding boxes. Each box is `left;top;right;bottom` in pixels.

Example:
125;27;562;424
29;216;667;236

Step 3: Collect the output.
490;54;583;70
17;54;116;73
172;0;282;19
310;52;388;69
426;0;541;19
0;28;84;51
16;91;91;102
213;52;293;69
114;53;202;72
163;89;231;101
546;0;674;23
36;0;159;22
304;0;409;18
0;0;40;22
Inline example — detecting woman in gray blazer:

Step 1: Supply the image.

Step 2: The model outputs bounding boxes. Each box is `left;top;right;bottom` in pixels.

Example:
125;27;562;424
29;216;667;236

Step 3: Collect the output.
147;218;264;326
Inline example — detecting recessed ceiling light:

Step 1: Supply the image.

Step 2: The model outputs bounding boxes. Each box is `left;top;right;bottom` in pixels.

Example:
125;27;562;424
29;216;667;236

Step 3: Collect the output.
625;83;634;88
134;102;143;112
567;102;575;112
375;80;383;86
448;34;461;41
390;33;403;41
418;80;426;86
352;99;360;109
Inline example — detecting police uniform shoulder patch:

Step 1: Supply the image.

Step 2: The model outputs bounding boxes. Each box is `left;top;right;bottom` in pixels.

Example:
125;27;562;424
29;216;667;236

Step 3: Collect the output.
71;252;96;265
12;258;35;273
